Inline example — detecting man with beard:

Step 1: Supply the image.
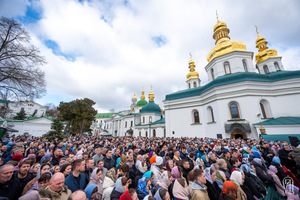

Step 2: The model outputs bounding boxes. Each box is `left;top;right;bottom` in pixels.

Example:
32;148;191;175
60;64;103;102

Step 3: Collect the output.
84;158;94;183
15;159;34;190
0;164;22;200
51;148;63;166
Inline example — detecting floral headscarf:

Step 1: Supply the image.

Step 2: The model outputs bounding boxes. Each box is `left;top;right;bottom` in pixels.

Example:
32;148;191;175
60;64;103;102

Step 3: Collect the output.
106;167;117;182
137;177;149;196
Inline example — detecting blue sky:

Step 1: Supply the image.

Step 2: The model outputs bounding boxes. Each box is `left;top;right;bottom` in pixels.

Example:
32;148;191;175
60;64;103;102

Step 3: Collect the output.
1;0;300;112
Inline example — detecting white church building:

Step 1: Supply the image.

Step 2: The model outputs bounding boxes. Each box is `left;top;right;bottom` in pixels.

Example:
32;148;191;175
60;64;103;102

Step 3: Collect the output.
163;18;300;139
105;90;166;137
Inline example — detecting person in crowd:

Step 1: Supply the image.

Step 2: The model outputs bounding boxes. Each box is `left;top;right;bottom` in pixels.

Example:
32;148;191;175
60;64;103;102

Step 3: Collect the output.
154;188;170;200
219;181;238;200
104;149;116;170
133;161;148;188
229;170;247;200
0;164;23;199
38;172;72;200
84;158;95;183
150;156;163;185
85;184;98;200
29;163;40;177
172;177;189;200
15;159;35;190
268;165;286;197
102;167;117;200
111;176;130;200
68;189;87;200
285;184;299;200
217;158;231;180
204;167;222;200
137;177;152;200
96;158;107;181
64;159;86;192
60;163;72;177
93;146;103;165
190;168;209;200
173;150;182;166
51;148;63;166
66;152;75;164
51;165;61;174
120;188;138;200
88;168;103;199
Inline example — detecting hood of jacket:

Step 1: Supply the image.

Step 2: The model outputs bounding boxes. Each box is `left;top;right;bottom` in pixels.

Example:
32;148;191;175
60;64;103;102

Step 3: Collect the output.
191;180;206;190
103;176;115;190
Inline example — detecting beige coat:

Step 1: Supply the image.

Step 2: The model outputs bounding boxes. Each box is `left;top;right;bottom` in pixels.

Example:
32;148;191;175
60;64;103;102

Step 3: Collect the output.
234;182;247;200
190;185;210;200
38;185;71;200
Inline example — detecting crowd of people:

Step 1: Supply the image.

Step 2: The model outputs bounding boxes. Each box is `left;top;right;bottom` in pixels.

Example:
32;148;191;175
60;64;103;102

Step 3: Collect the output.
0;134;300;200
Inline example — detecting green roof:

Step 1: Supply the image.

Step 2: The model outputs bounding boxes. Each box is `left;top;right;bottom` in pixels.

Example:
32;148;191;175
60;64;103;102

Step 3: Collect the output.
165;70;300;101
136;117;165;126
0;100;13;103
253;117;300;125
0;116;53;124
95;113;115;118
261;134;300;144
140;101;161;114
135;99;148;107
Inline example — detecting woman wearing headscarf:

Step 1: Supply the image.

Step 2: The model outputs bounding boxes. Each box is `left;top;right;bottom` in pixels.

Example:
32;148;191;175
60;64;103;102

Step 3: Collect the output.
229;170;247;200
29;163;40;177
285;184;299;200
219;181;238;200
111;176;130;200
133;161;148;189
170;166;183;200
85;184;98;200
204;167;222;200
102;167;117;200
172;178;189;200
136;177;152;200
269;165;286;197
239;164;264;199
252;158;274;186
217;159;231;181
201;155;210;168
88;168;104;200
271;156;286;181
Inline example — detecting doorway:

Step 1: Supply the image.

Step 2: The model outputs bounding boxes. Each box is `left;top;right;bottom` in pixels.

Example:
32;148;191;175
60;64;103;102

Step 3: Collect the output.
231;129;246;139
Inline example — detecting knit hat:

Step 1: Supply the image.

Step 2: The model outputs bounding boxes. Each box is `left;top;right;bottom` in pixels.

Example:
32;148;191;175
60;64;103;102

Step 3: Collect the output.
252;151;261;159
156;156;163;166
12;154;23;161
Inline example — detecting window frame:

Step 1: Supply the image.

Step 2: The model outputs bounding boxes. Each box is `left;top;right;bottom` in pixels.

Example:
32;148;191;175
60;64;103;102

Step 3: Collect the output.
193;110;200;123
224;61;231;75
229;103;240;119
274;62;280;71
211;68;215;80
260;103;267;118
243;60;248;72
263;65;269;74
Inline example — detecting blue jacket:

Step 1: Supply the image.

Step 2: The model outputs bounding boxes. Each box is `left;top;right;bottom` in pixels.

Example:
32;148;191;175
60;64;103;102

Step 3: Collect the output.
65;172;86;192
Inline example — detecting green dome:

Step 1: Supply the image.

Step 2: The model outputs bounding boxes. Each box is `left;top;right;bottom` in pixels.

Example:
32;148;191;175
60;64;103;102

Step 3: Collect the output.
140;102;161;114
135;99;148;107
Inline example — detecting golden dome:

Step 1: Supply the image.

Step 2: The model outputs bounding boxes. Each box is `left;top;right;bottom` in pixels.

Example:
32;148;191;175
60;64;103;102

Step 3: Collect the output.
132;93;137;99
140;90;145;100
186;59;199;80
207;18;246;62
255;27;279;64
148;87;155;102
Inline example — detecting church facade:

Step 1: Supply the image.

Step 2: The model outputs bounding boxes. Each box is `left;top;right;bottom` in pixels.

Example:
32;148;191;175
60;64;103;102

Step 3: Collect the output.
105;89;166;137
163;18;300;139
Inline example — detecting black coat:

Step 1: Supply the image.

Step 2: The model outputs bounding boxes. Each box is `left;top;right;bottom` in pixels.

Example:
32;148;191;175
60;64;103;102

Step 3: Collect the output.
133;169;144;189
279;149;295;170
249;173;267;195
252;161;274;187
241;184;256;200
0;178;22;200
111;187;123;200
244;172;263;199
104;156;116;170
206;180;222;200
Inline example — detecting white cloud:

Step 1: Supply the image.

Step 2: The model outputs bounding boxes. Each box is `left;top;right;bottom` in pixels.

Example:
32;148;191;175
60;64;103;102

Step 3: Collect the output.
8;0;300;112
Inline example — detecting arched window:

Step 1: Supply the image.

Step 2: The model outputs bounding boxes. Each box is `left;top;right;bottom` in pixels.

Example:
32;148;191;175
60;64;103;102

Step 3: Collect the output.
229;103;240;119
260;99;272;118
153;129;156;137
163;129;166;137
149;116;152;123
263;65;269;74
130;121;133;127
207;106;215;122
260;103;267;118
145;131;148;137
274;62;280;71
211;68;215;80
139;131;141;137
193;110;200;123
143;117;145;123
193;81;197;88
224;61;231;74
188;83;191;89
125;121;127;128
243;60;248;72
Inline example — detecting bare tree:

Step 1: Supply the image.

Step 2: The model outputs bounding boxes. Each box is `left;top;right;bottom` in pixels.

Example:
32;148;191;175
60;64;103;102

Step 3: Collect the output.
45;103;59;118
0;17;46;100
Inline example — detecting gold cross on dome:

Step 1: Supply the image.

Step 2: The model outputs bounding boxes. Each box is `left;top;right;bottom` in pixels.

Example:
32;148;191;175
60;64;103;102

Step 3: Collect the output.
189;52;192;60
216;10;219;21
